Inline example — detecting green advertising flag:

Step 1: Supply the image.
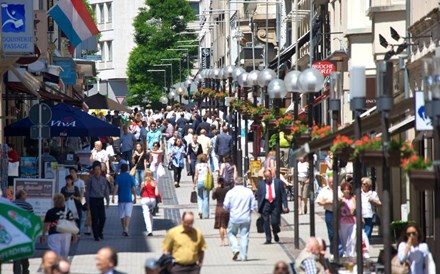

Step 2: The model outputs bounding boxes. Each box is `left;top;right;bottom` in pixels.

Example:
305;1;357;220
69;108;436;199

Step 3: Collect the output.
0;199;42;262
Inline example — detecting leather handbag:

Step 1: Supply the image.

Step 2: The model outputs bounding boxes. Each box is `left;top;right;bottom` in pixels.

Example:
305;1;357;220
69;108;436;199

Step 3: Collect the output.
56;208;79;234
190;191;197;203
129;166;136;176
256;216;264;233
372;213;381;226
391;255;409;274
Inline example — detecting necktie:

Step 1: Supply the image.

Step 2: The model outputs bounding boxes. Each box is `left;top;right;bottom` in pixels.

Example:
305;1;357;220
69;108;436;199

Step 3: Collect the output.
268;183;273;203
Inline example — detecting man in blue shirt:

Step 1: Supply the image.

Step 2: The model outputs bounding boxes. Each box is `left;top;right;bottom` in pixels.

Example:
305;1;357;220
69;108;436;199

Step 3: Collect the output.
146;122;163;156
223;177;256;261
120;125;137;166
112;164;136;237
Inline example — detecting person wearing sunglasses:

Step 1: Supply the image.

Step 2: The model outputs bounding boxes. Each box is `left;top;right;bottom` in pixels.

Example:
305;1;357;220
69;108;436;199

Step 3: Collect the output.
397;224;432;274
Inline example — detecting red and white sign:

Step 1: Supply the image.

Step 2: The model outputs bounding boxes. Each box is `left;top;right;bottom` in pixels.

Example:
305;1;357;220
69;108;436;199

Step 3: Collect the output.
312;61;336;77
115;96;126;104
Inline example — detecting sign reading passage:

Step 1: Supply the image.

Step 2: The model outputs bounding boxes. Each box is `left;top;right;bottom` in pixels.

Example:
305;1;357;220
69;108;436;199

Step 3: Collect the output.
1;0;34;54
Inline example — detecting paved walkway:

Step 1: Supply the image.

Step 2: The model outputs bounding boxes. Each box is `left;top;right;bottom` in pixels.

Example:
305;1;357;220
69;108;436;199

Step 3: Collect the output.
1;168;383;274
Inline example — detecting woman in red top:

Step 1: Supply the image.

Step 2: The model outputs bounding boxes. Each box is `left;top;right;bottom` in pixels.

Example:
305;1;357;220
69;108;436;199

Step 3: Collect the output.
140;170;158;236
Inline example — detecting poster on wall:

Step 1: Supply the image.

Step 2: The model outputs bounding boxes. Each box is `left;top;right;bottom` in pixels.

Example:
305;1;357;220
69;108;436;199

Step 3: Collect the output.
20;157;37;177
13;178;55;216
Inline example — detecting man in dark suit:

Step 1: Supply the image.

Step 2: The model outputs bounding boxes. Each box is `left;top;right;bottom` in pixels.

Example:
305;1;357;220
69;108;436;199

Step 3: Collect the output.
96;247;126;274
257;169;289;244
196;116;210;135
215;126;233;163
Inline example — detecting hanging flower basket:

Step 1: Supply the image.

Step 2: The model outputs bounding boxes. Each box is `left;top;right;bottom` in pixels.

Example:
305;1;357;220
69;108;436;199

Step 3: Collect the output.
295;133;311;146
387;150;401;167
334;147;354;162
266;119;278;130
359;150;384;167
408;169;435;191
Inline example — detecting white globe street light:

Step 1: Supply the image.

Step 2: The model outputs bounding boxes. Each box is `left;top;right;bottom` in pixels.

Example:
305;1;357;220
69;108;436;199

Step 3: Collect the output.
257;68;276;88
238;72;252;88
284;70;301;92
268;79;287;99
297;68;325;94
160;95;169;104
248;70;260;87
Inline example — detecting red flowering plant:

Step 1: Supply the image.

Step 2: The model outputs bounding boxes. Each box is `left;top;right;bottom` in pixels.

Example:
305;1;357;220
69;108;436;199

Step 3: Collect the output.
353;135;381;157
391;139;416;158
246;104;270;120
215;92;227;100
229;97;244;111
311;124;332;140
200;88;215;98
192;90;202;99
330;135;354;154
401;154;432;172
285;119;307;134
261;111;276;122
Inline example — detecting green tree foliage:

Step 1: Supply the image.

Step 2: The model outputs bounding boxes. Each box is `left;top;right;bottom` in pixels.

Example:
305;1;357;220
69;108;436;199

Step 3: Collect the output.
127;0;196;109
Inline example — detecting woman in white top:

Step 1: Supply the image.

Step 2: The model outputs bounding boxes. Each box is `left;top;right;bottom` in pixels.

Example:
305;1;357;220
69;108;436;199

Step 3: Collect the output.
397;224;432;274
90;141;110;174
193;153;212;219
361;177;381;241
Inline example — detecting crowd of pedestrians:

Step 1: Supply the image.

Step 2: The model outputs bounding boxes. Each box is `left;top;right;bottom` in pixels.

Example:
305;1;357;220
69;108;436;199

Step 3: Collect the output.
10;105;436;274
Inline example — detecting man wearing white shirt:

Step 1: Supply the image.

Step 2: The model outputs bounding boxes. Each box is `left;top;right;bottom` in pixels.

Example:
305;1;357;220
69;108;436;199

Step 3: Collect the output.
297;156;309;215
316;175;343;256
223;177;256;261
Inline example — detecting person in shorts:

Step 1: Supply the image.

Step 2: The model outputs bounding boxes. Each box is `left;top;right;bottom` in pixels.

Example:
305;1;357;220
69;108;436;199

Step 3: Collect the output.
112;164;137;236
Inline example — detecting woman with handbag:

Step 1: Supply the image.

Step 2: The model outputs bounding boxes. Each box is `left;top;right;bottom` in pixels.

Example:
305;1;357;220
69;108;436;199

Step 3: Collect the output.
194;153;212;219
60;175;82;230
132;142;148;196
361;177;382;241
397;223;435;274
42;193;77;258
149;142;164;181
187;134;203;181
140;170;158;237
169;138;185;188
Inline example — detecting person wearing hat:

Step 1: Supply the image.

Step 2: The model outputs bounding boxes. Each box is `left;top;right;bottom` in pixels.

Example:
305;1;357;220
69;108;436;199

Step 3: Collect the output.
144;258;161;274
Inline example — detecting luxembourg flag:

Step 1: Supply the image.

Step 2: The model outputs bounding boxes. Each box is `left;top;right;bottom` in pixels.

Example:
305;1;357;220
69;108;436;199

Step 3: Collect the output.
48;0;99;48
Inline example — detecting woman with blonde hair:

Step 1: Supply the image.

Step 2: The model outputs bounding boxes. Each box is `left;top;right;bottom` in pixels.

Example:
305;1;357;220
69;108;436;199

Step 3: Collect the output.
140;170;158;236
42;193;77;257
90;140;110;175
361;177;381;240
194;153;212;219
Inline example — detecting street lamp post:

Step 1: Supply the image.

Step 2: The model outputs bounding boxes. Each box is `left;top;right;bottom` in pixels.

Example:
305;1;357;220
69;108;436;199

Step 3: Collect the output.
349;65;366;274
236;72;251;177
329;71;342;259
247;70;260;173
153;64;173;88
298;67;325;238
376;61;393;274
167;48;190;78
176;85;184;104
268;79;287;179
284;69;301;249
168;90;176;107
161;58;182;83
422;56;440;267
257;68;276;154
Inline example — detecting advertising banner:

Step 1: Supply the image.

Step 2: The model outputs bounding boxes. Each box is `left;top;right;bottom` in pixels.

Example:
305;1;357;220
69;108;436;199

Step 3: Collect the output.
201;48;210;69
1;0;34;54
13;178;55;216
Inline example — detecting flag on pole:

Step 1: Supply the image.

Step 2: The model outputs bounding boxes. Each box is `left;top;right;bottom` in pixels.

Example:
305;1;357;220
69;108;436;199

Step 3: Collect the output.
48;0;99;48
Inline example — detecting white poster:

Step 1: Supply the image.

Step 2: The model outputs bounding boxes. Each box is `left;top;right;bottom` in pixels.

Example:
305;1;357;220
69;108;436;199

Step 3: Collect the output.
415;91;433;131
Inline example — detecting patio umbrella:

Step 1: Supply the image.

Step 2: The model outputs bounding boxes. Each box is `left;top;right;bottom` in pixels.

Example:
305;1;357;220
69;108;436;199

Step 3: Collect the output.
0;198;42;262
84;93;131;112
4;103;120;137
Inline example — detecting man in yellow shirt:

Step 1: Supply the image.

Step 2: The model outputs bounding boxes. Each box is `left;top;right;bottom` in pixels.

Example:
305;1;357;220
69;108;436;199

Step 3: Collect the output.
162;211;207;274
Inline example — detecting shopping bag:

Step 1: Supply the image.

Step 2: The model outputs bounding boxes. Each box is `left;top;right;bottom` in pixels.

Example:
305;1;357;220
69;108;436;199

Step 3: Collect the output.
157;164;166;177
56;208;79;234
256;216;264;233
190;191;197;203
65;198;79;219
204;173;214;191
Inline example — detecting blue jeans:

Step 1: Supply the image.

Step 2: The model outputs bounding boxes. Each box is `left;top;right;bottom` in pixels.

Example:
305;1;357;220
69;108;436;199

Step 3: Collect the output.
228;221;251;260
196;181;209;218
134;169;144;196
364;217;373;241
325;210;343;256
122;150;133;168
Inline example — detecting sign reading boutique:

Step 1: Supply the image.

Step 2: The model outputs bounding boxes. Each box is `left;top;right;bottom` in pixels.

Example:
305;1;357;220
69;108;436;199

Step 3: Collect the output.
1;0;34;54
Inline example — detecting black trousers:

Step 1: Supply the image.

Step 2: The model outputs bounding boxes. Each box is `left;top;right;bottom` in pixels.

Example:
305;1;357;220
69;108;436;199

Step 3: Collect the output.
89;197;106;239
173;165;183;183
13;259;29;274
171;263;201;274
262;200;281;242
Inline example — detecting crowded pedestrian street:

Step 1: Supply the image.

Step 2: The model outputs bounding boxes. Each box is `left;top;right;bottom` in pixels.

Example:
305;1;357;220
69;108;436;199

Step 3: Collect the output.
2;168;383;273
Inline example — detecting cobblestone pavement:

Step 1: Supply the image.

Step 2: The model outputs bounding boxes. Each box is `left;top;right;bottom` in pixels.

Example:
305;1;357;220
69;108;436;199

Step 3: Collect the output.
1;167;382;273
